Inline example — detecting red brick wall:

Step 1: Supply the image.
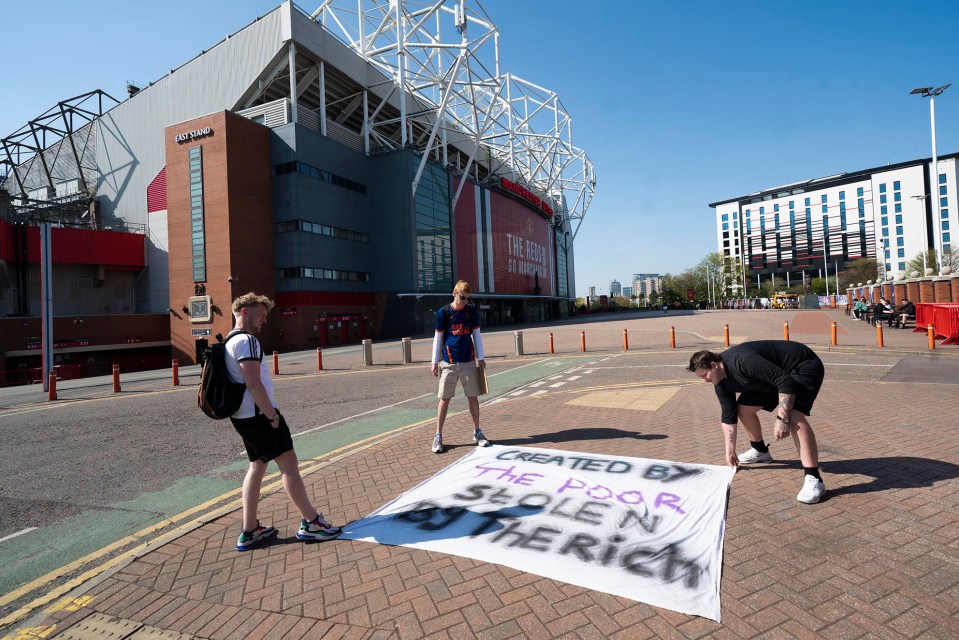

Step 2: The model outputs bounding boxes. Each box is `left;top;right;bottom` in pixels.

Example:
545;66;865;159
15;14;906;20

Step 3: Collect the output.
918;279;935;303
933;279;952;304
906;281;920;303
165;112;273;364
893;282;907;303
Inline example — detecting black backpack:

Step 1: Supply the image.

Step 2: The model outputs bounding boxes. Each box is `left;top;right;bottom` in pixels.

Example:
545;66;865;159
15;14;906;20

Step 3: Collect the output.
197;331;247;420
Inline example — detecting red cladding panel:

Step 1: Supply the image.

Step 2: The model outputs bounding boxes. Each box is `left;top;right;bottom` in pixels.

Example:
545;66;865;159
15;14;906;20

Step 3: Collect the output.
488;191;553;294
452;179;479;285
0;219;14;262
147;167;167;213
453;180;554;295
12;225;145;267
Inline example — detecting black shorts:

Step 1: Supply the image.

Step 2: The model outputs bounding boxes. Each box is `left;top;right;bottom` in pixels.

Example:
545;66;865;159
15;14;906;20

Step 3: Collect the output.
230;412;295;463
737;358;825;417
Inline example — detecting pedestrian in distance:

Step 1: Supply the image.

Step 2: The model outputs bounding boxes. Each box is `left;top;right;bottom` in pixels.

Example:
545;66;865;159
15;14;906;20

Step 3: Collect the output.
226;292;341;550
430;280;489;453
688;340;826;504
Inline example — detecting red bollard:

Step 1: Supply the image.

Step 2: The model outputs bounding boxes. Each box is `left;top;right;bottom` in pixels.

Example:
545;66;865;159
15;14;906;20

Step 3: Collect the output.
876;322;884;348
273;351;279;376
548;333;554;354
783;321;789;341
831;322;837;346
724;324;730;347
670;326;676;349
623;328;629;351
172;359;180;386
48;370;57;401
317;347;323;371
112;364;121;393
928;325;936;350
580;331;586;353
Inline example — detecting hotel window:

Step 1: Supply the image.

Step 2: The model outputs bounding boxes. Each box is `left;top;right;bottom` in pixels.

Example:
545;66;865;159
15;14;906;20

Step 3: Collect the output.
759;206;765;214
839;191;845;200
821;194;827;203
944;244;952;253
881;216;888;226
858;198;865;216
733;221;738;229
943;221;950;231
882;226;888;237
941;185;948;196
722;214;728;221
897;237;904;247
881;205;887;215
898;248;905;258
895;203;902;213
857;187;864;197
893;181;900;191
733;212;738;219
944;232;952;243
942;208;949;219
941;197;948;208
880;194;887;204
940;173;947;184
879;183;886;193
886;263;892;272
774;213;780;229
822;204;828;213
894;192;901;202
885;249;891;258
805;197;811;206
895;215;902;224
722;222;728;230
789;200;794;209
898;262;906;270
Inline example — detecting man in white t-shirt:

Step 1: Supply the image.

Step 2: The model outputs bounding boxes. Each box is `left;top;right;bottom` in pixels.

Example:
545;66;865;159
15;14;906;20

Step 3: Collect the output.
226;292;341;551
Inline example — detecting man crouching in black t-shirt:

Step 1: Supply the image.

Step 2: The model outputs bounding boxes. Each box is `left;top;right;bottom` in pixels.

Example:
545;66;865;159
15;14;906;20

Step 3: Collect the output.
688;341;826;504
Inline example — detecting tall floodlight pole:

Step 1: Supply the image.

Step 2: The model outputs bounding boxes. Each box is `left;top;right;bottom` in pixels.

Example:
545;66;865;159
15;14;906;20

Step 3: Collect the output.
911;84;951;272
911;194;930;273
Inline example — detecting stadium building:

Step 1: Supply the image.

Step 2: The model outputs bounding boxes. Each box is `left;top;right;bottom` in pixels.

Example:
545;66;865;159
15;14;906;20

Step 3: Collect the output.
709;154;957;285
0;1;595;381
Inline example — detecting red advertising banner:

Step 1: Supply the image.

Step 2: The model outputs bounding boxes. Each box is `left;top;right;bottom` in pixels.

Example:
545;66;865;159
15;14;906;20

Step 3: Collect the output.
687;287;695;301
453;179;554;296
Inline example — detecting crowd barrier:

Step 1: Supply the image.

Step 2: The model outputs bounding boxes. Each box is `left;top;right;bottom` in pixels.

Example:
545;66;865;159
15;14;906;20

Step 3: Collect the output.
915;303;959;345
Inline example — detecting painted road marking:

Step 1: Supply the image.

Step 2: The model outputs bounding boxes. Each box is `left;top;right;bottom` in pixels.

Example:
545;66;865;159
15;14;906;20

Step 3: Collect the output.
0;528;37;544
568;376;582;381
548;382;566;388
531;390;547;396
509;390;527;396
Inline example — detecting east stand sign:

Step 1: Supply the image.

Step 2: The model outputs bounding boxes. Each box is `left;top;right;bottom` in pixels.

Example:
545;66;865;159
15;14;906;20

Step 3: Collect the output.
341;445;735;621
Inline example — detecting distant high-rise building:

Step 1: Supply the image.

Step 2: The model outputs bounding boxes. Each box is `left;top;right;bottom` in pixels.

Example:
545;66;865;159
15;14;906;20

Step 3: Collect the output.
609;279;622;297
622;286;633;298
632;273;662;297
588;286;596;298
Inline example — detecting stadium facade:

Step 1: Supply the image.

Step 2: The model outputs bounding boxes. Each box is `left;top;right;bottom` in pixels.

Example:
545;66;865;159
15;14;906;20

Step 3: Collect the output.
709;154;957;284
0;1;595;379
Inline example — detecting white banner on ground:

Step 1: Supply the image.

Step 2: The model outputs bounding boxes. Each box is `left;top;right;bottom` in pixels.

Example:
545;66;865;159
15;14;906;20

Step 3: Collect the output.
341;445;735;621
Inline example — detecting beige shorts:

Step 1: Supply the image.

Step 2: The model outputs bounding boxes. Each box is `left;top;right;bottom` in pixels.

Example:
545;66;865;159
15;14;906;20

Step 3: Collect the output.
437;361;480;399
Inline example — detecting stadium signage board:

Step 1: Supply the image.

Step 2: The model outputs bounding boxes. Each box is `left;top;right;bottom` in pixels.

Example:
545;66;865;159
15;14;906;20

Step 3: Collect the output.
175;127;213;143
500;177;554;217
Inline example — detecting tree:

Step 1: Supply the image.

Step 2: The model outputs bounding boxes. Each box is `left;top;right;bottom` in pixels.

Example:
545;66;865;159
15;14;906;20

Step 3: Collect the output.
839;258;881;287
906;249;939;277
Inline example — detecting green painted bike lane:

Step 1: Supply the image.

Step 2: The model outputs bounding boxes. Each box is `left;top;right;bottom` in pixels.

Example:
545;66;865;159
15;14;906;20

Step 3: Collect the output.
0;356;587;600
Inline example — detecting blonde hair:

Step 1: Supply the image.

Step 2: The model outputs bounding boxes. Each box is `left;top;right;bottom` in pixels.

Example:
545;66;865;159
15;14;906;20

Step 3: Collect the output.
232;292;275;315
453;280;472;295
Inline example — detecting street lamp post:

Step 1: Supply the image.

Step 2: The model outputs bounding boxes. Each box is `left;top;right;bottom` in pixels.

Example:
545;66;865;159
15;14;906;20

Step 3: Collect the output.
911;83;952;273
911;194;930;273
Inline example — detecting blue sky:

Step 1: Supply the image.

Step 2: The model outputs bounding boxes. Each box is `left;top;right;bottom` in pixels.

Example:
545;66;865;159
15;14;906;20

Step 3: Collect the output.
3;1;958;296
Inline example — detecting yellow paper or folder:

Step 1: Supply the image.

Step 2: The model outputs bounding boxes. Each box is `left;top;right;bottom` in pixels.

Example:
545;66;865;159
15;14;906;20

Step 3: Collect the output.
477;367;489;395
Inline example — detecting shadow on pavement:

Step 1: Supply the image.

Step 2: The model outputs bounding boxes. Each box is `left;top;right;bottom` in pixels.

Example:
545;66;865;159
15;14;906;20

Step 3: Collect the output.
822;456;959;495
495;427;668;446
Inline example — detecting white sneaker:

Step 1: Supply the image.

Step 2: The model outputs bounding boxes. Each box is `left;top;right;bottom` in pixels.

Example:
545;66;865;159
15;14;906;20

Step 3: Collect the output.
473;429;490;447
797;475;825;504
737;448;773;464
431;433;443;453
